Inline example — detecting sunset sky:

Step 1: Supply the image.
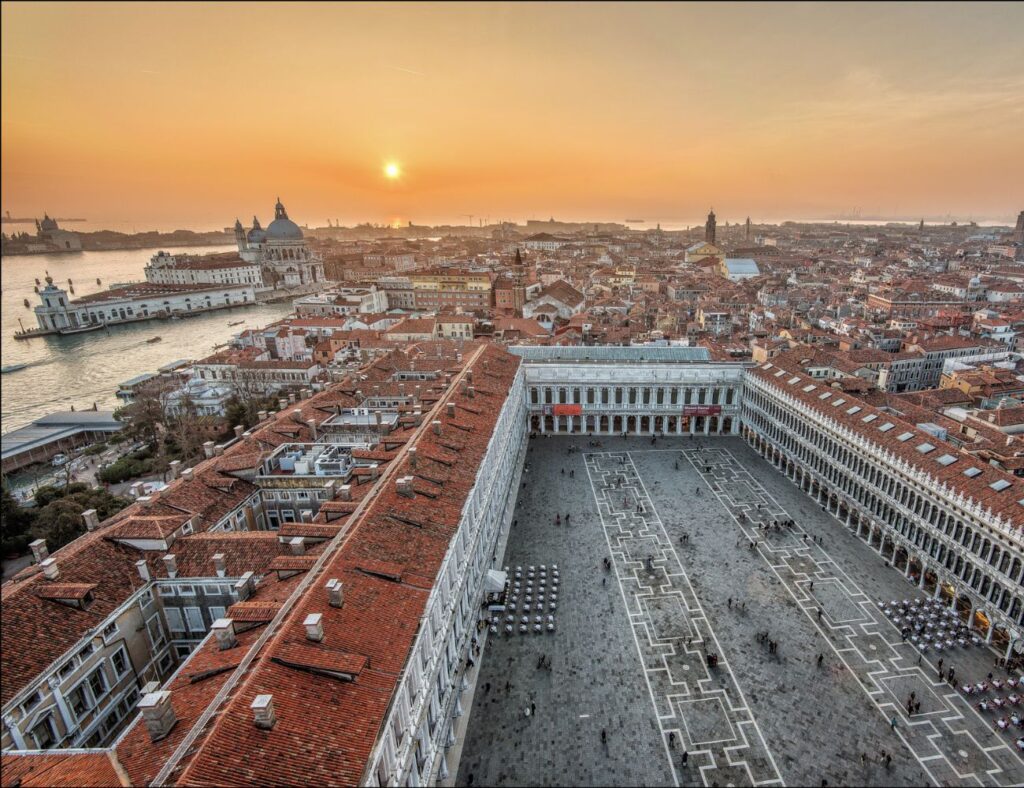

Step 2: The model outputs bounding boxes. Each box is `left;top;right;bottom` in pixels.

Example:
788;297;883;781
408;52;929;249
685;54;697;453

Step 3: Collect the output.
2;2;1022;230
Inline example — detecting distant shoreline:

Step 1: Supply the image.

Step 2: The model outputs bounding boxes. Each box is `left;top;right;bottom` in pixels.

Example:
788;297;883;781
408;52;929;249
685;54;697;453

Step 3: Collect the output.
1;230;234;257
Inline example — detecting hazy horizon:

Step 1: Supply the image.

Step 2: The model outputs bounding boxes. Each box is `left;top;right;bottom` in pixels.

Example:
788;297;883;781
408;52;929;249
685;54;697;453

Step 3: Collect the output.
3;2;1023;229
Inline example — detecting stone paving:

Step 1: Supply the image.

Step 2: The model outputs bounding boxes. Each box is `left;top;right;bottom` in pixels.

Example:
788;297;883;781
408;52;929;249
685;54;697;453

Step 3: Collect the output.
456;436;1024;787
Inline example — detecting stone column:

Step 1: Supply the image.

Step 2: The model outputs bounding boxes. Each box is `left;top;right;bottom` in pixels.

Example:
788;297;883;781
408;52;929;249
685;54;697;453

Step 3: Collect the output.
2;714;26;750
47;675;75;735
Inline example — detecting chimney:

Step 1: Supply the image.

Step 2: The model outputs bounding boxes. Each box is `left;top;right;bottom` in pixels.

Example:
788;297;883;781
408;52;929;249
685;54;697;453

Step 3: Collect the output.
408;448;418;469
181;467;194;482
302;388;312;400
398;382;406;397
257;410;268;422
214;446;225;456
414;385;421;402
466;369;473;383
212;552;226;577
139;691;176;742
138;495;153;509
278;398;288;411
326;578;344;608
303;613;324;642
40;558;60;581
162;554;178;579
369;464;379;481
459;379;468;394
203;441;216;458
136;560;151;582
467;384;475;398
211;618;237;650
251;695;276;730
288;393;296;404
289;537;306;556
130;482;144;499
306;419;318;441
432;419;442;435
234;424;245;439
375;411;382;428
82;508;100;531
373;385;381;396
447;403;456;418
29;538;48;564
397;476;415;498
168;460;182;479
291;408;303;424
234;570;255;601
338;484;352;501
141;680;160;695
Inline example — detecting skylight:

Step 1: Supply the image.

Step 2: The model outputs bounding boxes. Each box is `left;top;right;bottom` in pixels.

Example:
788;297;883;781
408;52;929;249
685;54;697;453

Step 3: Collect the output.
862;414;877;423
936;454;958;466
788;376;801;385
916;443;935;454
802;384;816;393
819;392;833;400
831;398;846;407
879;422;895;432
963;467;982;478
774;370;786;378
897;432;914;442
991;480;1012;492
846;405;862;415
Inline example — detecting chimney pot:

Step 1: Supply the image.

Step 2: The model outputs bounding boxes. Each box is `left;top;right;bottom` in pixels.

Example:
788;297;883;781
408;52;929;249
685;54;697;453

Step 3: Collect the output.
278;398;288;411
251;694;276;730
468;384;475;398
211;618;237;650
234;424;245;439
212;552;226;577
138;495;153;509
397;476;415;499
29;538;48;564
288;393;296;404
291;408;303;424
40;557;60;581
162;554;178;578
168;460;182;479
289;536;306;555
408;448;418;468
303;612;324;642
136;560;151;582
214;445;224;456
130;482;144;499
306;419;318;441
326;578;344;608
139;691;177;742
203;441;216;458
181;467;194;482
447;403;456;418
432;419;442;435
141;680;160;695
338;484;352;501
234;570;255;601
258;410;268;422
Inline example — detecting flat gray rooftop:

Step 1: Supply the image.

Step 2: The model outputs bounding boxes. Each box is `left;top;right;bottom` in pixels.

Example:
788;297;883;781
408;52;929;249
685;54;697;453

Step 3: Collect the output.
509;346;712;363
455;436;1024;787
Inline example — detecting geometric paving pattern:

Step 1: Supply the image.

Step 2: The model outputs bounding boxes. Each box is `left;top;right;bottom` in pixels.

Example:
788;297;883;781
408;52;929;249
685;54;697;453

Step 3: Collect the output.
585;451;784;786
682;445;1024;787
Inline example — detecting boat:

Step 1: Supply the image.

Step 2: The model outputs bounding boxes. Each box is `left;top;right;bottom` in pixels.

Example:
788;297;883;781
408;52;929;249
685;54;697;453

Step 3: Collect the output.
146;336;163;344
1;363;29;374
23;298;30;308
96;278;102;285
228;320;245;326
58;322;105;335
625;219;645;224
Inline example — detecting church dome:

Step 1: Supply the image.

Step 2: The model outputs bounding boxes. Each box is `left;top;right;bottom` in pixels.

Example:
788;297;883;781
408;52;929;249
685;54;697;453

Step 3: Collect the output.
265;197;303;240
246;216;266;243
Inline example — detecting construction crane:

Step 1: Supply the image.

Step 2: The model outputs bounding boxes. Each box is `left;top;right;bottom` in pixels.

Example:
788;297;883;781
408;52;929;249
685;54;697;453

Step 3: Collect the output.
461;214;474;226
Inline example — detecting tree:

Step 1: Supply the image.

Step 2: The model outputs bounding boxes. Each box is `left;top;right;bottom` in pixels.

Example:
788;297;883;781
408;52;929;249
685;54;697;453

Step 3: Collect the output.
1;484;35;556
30;488;130;551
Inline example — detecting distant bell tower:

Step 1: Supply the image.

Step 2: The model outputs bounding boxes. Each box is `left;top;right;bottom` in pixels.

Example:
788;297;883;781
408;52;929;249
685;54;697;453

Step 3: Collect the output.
705;208;717;245
1014;210;1024;244
745;216;751;241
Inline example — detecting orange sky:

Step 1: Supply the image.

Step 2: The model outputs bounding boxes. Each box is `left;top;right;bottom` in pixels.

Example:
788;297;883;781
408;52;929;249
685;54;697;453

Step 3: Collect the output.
2;2;1022;229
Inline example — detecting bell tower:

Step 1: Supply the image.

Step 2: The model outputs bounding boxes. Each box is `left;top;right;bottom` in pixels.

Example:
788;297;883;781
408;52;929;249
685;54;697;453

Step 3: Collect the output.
705;208;717;245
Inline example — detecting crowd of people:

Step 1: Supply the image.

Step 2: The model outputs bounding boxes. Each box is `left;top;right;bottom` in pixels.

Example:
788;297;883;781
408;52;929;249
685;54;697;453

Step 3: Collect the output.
881;597;982;654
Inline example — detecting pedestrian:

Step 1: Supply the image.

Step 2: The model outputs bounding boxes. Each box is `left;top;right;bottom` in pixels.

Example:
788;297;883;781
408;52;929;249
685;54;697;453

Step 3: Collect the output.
601;729;607;745
914;701;920;714
938;658;944;672
668;731;675;748
681;750;688;766
809;581;814;591
885;754;891;769
817;608;823;621
505;681;510;694
531;701;536;716
728;597;732;608
890;716;897;730
817;653;823;667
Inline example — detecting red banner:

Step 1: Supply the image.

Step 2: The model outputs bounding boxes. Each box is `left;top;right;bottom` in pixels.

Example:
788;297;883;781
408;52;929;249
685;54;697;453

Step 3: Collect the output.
553;404;582;416
683;405;721;416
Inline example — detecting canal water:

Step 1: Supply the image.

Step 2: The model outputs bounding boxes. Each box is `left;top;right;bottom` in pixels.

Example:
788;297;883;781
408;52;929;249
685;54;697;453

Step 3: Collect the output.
1;245;293;431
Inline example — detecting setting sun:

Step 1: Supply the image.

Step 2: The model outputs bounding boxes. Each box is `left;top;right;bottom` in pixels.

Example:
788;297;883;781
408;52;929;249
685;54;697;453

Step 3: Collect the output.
384;162;401;180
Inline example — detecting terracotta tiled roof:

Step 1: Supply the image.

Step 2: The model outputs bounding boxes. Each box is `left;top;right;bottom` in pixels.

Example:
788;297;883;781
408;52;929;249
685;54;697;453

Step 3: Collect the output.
0;751;127;786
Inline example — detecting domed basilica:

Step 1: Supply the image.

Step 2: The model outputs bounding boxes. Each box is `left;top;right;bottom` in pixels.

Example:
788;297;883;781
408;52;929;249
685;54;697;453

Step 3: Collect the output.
234;198;324;288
